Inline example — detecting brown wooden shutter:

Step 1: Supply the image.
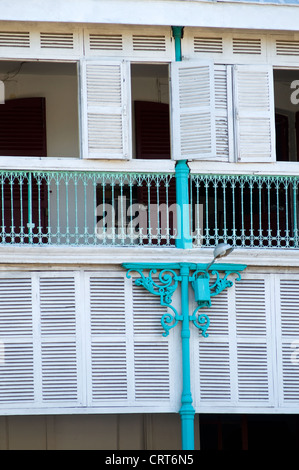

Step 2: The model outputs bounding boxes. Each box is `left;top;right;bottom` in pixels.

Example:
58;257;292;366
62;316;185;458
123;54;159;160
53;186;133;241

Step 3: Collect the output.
134;101;170;159
0;97;47;157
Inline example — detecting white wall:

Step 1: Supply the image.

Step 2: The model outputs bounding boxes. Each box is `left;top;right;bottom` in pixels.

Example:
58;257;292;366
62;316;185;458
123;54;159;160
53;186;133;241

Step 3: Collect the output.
0;1;297;32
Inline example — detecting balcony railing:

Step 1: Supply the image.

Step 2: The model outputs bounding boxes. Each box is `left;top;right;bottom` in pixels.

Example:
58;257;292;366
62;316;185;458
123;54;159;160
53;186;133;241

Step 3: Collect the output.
0;170;176;246
191;173;299;249
0;170;298;249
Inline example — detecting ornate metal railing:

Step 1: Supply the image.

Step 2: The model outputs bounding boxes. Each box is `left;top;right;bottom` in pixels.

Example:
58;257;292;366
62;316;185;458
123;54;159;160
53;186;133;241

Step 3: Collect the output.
190;173;299;249
0;170;176;246
0;169;299;249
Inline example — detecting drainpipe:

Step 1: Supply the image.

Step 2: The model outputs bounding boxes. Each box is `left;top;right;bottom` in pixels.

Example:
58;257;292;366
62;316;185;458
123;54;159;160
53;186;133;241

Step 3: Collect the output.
172;26;184;62
179;264;195;450
172;26;195;450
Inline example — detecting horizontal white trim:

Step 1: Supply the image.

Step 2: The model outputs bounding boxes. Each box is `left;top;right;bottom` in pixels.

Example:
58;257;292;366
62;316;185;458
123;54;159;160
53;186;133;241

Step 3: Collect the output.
0;245;298;268
189;161;299;176
0;1;297;31
1;404;298;416
0;405;179;416
3;158;299;176
0;157;175;173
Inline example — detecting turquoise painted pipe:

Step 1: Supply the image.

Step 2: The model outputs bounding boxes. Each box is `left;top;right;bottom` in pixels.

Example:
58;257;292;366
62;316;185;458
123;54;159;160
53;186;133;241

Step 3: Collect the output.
171;26;183;62
179;264;195;450
175;160;193;249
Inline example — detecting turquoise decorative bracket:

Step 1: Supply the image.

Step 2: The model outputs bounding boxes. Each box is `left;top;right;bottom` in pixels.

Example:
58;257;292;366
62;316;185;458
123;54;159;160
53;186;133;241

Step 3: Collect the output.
126;266;181;336
124;262;247;338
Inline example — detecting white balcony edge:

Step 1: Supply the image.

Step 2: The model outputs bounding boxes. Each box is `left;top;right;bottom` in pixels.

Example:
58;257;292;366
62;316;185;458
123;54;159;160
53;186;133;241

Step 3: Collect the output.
0;245;298;269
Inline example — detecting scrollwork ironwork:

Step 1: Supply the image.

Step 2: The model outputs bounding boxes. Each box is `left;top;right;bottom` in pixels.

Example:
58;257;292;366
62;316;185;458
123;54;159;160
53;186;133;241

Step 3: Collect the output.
126;267;180;336
124;263;246;339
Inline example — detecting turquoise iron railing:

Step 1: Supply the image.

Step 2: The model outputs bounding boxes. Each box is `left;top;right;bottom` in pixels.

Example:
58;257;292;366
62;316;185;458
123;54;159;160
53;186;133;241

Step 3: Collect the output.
1;170;299;249
191;173;299;249
0;170;176;246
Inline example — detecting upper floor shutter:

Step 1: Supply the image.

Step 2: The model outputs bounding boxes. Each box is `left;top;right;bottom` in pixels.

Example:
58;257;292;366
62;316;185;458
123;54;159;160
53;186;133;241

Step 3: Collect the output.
233;64;275;162
171;60;216;160
81;60;131;159
214;65;233;161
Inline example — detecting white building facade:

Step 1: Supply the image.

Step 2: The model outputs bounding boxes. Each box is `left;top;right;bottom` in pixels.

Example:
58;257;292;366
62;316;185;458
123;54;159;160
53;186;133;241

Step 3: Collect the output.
0;0;299;450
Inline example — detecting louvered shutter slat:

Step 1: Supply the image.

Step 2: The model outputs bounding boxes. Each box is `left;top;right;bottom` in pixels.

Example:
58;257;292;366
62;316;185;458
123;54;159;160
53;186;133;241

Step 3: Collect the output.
234;64;275;162
0;343;34;403
0;277;34;404
279;279;299;404
82;60;131;159
40;32;74;49
89;276;128;401
134;342;170;400
39;276;79;403
171;61;216;160
214;65;231;160
133;283;166;335
196;276;273;408
132;280;171;402
197;290;232;402
235;279;271;403
199;342;231;401
0;31;30;48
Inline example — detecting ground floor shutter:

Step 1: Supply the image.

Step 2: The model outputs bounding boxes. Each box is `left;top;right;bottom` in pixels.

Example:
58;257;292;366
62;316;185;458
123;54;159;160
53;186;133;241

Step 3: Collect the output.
0;273;81;408
85;272;174;407
0;268;298;415
276;276;299;406
193;273;275;411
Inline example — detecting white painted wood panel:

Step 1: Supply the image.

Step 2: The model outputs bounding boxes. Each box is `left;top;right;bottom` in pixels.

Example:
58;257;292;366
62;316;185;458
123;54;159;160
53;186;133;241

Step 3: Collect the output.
81;59;132;159
171;60;216;160
233;64;276;162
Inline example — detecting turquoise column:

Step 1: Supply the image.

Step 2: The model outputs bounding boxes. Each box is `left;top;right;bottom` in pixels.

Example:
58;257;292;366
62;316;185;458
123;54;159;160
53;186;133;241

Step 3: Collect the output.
175;160;192;249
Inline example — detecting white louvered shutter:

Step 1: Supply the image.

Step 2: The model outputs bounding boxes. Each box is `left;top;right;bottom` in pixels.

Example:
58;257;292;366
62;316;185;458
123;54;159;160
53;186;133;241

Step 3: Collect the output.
233;64;275;162
277;278;299;406
0;277;34;405
86;272;176;409
171;61;216;160
39;275;80;404
197;290;232;403
234;278;273;404
214;65;233;161
87;275;128;403
194;275;274;410
81;60;131;159
198;341;231;402
132;282;171;402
